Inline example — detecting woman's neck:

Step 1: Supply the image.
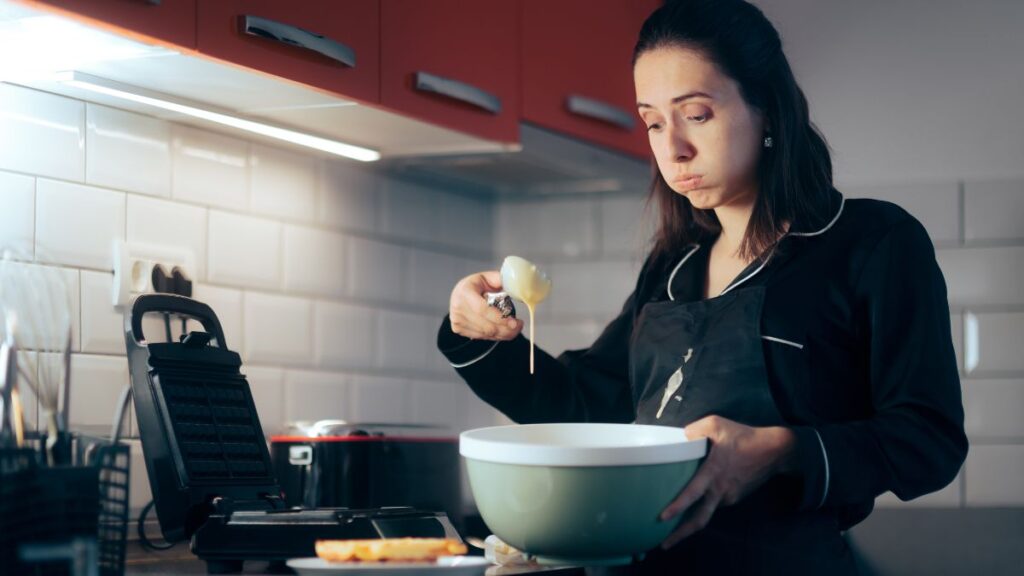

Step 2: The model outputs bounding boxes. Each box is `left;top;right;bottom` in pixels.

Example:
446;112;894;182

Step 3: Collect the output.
713;187;758;259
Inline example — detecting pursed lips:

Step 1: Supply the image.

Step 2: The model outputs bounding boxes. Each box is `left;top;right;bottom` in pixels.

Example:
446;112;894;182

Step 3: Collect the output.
672;175;703;190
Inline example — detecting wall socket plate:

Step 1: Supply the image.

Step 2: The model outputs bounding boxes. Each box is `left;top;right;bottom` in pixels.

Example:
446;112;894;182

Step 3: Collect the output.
112;239;196;309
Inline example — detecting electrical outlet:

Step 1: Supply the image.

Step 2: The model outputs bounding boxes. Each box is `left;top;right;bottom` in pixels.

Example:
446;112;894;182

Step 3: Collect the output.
112;239;195;309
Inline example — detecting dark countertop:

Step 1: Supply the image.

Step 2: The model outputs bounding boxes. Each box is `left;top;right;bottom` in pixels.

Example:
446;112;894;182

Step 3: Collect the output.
124;542;586;576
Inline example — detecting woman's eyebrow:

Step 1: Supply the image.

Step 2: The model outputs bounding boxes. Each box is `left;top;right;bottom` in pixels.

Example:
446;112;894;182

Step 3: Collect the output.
637;91;714;109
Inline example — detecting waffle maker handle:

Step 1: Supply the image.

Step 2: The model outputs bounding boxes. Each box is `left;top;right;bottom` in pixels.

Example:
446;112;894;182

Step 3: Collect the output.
129;294;228;348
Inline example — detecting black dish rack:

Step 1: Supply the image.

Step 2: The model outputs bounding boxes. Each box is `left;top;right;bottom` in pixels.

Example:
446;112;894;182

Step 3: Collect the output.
0;433;130;576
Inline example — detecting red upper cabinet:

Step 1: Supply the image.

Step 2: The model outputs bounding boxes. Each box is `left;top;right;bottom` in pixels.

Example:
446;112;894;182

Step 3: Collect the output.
22;0;197;49
380;0;520;145
197;0;380;105
522;0;660;160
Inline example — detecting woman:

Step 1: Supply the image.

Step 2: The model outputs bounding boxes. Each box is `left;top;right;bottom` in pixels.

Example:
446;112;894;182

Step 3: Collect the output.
438;0;967;573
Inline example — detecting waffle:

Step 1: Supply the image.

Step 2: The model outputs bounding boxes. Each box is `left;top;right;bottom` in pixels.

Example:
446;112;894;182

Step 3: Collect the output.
315;538;468;563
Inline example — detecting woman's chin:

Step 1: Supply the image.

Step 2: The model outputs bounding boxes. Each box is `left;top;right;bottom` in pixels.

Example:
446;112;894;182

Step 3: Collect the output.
677;188;718;210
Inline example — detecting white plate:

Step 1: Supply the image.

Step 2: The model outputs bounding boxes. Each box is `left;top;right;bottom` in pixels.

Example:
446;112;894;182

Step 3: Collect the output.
286;556;492;576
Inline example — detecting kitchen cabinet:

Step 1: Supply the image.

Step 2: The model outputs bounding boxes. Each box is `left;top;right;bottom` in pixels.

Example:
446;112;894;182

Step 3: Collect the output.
22;0;197;48
522;0;659;159
380;0;520;144
197;0;380;105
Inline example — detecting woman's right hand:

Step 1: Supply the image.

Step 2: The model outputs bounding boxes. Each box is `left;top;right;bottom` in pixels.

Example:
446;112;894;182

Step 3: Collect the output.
449;270;524;341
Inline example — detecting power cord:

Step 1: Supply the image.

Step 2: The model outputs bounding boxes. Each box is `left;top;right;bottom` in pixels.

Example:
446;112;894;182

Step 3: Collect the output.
137;500;176;551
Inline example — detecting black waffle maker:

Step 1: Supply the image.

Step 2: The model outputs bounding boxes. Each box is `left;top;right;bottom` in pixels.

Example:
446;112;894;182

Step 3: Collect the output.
124;294;461;573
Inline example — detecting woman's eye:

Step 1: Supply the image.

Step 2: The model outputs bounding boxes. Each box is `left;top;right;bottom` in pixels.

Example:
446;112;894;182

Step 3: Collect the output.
646;123;662;132
682;105;712;123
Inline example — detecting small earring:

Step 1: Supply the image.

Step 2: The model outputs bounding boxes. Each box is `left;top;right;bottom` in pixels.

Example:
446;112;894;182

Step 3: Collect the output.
763;136;773;148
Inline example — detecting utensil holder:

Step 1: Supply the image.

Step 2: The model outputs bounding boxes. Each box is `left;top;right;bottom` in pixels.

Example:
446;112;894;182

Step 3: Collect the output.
0;433;130;576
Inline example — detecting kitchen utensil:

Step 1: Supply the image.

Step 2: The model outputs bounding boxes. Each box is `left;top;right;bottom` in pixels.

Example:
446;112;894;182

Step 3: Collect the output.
460;423;707;566
499;256;551;374
0;249;74;465
0;332;25;449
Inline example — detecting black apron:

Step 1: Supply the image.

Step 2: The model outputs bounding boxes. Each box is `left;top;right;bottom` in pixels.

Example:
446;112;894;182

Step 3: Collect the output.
622;260;859;575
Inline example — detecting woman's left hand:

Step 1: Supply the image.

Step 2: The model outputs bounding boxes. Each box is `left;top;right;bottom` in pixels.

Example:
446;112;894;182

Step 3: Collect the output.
659;415;797;550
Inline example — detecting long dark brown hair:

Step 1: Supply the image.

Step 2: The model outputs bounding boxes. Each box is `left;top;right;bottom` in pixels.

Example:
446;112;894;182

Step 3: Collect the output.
634;0;838;264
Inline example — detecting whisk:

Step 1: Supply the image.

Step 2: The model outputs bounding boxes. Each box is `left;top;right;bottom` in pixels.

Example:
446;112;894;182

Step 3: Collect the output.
0;248;74;465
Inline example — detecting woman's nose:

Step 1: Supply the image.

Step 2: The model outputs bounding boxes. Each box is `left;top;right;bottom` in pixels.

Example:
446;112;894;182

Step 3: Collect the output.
667;129;695;162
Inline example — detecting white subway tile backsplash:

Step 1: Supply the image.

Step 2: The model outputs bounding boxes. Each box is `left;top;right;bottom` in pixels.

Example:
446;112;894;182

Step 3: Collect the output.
0;262;80;353
243;292;312;366
459;258;494;280
546;260;635;319
243;365;284;436
347;237;403;302
600;194;653;257
938;246;1024;306
457;386;503;431
67;353;129;430
964;311;1024;374
380;177;438;244
80;270;123;354
963;379;1024;438
283;370;350;425
965;445;1024;506
170;125;248;209
0;171;34;254
35;179;124;270
439;192;492;255
407;249;460;311
126;194;208;281
318;160;380;233
250;144;317;222
283;225;345;298
126;440;151;514
376;310;432;373
410;380;458;431
0;84;84;181
350;375;409;424
86;104;170;197
497;198;596;258
191;283;243;352
207;211;281;290
964;179;1024;242
874;470;963;508
845;182;960;243
429;340;453;379
314;301;375;371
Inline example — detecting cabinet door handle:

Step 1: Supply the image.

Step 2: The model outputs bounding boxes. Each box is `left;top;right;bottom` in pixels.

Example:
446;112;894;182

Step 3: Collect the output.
566;95;635;131
241;15;356;68
414;71;502;115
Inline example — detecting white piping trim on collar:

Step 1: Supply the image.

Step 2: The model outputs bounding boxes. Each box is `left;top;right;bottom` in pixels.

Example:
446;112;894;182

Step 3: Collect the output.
787;195;845;237
719;250;774;296
663;194;845;300
666;243;701;302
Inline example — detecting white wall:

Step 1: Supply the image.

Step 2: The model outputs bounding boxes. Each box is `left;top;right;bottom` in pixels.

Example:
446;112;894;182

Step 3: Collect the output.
0;81;506;513
756;0;1024;184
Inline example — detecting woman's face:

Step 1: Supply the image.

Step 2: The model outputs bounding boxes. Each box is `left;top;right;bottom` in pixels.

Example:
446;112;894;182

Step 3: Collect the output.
634;46;765;210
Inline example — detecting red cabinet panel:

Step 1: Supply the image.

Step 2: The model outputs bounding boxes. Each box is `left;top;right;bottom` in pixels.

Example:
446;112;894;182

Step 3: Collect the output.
24;0;197;48
197;0;380;105
522;0;659;159
381;0;519;145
